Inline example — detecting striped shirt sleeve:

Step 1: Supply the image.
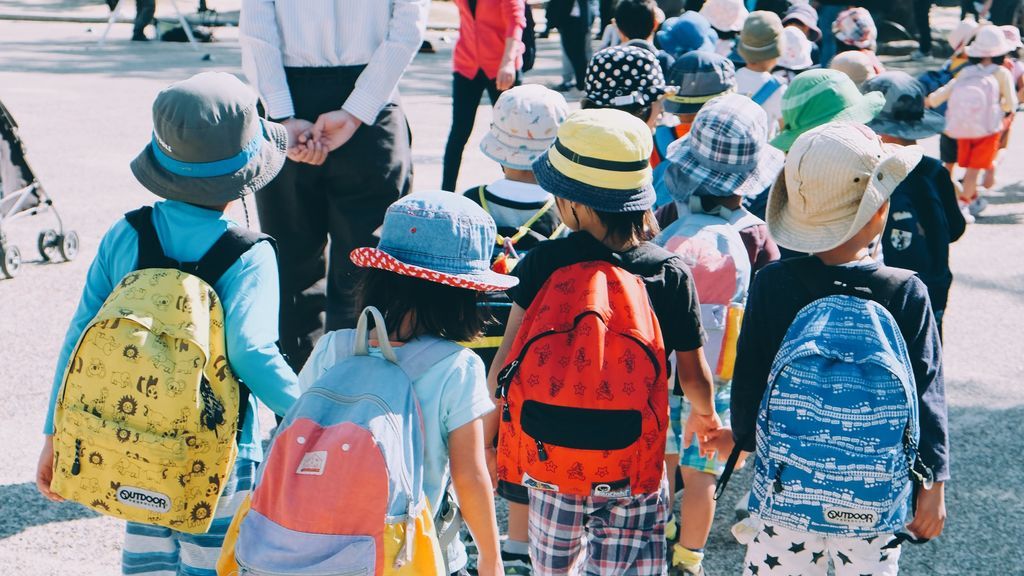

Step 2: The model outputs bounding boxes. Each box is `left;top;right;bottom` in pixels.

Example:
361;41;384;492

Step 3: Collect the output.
240;0;295;120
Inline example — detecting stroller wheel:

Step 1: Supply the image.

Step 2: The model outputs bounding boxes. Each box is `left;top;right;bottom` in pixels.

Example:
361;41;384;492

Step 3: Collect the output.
38;229;59;261
59;231;80;262
1;245;22;278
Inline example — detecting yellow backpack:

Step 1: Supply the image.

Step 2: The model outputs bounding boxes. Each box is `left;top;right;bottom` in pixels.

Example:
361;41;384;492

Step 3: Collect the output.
51;206;268;534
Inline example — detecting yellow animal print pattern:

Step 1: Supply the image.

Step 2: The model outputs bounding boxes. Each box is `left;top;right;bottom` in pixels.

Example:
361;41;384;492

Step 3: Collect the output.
52;268;241;534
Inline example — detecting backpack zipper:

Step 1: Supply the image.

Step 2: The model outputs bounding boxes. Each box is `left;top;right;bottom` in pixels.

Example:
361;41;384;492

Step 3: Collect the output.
70;438;82;476
535;440;549;462
237;556;369;576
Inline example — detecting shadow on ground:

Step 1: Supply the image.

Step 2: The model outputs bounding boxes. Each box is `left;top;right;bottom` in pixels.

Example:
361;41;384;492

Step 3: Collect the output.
0;482;97;539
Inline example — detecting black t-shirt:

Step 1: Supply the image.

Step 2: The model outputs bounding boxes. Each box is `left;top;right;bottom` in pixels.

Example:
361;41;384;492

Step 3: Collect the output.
506;231;706;352
730;257;950;482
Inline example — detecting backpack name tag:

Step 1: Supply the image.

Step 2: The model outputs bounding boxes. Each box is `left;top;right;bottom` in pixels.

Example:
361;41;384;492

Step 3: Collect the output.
824;507;878;527
117;486;172;513
296;451;328;476
591;478;631;498
522;473;559;492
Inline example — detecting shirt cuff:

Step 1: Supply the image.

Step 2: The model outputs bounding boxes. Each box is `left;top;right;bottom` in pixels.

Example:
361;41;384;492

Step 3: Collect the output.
342;87;386;126
264;89;296;121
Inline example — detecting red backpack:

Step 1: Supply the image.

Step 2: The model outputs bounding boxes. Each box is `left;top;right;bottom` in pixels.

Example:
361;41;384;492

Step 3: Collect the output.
496;261;668;497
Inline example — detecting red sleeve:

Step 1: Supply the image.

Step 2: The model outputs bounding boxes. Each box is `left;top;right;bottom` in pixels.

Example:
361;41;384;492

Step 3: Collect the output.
501;0;526;41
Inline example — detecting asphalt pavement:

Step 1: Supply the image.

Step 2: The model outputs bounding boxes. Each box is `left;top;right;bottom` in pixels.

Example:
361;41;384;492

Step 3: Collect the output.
0;15;1022;576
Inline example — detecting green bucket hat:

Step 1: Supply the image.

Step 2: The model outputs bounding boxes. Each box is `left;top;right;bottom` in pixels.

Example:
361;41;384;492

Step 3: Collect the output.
770;68;885;152
131;72;288;207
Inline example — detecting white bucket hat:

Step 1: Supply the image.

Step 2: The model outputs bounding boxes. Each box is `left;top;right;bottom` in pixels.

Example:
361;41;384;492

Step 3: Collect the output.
966;25;1012;58
480;85;569;171
767;122;923;253
948;18;979;51
778;26;813;70
700;0;747;33
1002;25;1024;49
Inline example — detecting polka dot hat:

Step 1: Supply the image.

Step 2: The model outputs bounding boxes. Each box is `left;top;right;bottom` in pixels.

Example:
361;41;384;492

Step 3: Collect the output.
584;46;667;110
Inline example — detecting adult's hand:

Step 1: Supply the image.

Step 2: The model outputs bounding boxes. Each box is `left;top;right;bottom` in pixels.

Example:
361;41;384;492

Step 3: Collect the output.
313;110;363;152
280;118;328;166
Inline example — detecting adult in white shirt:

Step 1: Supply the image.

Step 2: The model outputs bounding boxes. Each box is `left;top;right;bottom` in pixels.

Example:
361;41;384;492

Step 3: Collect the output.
240;0;427;369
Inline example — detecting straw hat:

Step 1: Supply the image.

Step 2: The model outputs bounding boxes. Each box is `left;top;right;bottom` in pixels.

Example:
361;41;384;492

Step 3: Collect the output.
700;0;747;33
131;72;287;207
772;69;885;151
966;25;1013;58
767;123;923;253
480;85;569;171
533;109;655;213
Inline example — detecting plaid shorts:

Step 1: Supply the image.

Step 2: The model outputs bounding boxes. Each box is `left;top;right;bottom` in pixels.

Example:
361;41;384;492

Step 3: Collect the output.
528;474;669;575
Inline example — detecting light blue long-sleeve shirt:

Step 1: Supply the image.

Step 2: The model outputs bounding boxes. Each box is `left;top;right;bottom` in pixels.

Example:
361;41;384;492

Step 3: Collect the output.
45;200;300;462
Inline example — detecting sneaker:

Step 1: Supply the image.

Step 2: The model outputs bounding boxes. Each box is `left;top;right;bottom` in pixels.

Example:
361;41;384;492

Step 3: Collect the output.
131;32;149;41
959;201;976;224
734;490;750;520
501;549;533;575
551;81;576;92
669;565;706;576
968;196;989;217
909;49;930;61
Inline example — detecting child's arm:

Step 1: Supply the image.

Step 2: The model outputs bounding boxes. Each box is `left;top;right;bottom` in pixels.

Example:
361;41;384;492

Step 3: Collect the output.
925;78;955;108
483;303;526;483
449;418;504;576
908;481;946;539
675;348;723;456
218;242;301;416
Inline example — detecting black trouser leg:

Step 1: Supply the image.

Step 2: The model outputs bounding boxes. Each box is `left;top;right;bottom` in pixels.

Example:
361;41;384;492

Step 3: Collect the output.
256;67;411;370
134;0;155;35
915;0;933;54
560;16;591;88
599;0;615;33
442;72;490;192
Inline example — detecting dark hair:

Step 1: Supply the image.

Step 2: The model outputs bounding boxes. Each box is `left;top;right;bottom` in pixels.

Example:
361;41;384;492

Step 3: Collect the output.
593;209;660;243
580;97;653;122
614;0;658;40
968;55;1006;65
355;268;488;342
834;41;859;54
713;28;739;40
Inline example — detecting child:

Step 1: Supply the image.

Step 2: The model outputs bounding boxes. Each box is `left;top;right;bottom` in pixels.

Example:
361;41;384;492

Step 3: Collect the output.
863;72;967;337
582;45;667;129
926;24;1018;218
612;0;675;75
699;0;748;59
829;50;879;89
729;122;949;575
466;84;569;575
35;72;301;574
774;26;816;85
736;11;787;138
832;7;886;75
654;51;738;210
994;25;1024;188
487;108;722;575
656;10;719;60
781;2;822;64
301;191;515;576
656;94;784;576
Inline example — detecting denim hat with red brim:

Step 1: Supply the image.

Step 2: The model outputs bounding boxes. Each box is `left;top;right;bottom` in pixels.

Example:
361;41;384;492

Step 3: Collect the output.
350;191;518;292
665;93;784;200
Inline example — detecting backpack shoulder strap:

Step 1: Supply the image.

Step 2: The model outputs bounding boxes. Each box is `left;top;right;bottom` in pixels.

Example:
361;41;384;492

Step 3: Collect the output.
194;227;275;288
125;206;177;270
751;77;782;106
396;337;466;382
653;125;677;159
477;185;490;213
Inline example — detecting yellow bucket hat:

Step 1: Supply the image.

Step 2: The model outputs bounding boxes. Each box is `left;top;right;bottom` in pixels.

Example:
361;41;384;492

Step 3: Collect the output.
532;108;655;213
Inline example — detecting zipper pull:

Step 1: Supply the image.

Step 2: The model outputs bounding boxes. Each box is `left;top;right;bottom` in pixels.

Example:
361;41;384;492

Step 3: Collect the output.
502;401;511;422
773;462;785;494
536;440;549;462
497;360;519;390
71;439;82;476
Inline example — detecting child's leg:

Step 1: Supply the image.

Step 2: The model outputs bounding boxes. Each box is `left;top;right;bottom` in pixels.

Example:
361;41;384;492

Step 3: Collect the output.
122;523;179;576
740;522;828;576
678;468;716;549
961;168;980;202
528;491;586;575
828;533;903;576
583;474;669;576
176;458;257;573
507;501;530;545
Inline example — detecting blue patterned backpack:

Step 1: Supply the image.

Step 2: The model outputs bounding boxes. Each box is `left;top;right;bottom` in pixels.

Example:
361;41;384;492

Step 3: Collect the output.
745;262;933;537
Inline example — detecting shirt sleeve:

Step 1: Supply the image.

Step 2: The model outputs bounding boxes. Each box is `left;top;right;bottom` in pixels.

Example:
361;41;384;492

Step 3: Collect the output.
891;277;950;482
730;266;775;451
343;0;430;125
217;241;301;417
296;331;338;393
926;77;955;108
240;0;296;120
501;0;527;42
438;350;495;444
44;220;133;434
655;262;706;352
996;66;1019;113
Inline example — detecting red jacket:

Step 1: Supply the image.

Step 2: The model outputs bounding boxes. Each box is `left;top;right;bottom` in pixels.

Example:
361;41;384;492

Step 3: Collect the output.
453;0;526;79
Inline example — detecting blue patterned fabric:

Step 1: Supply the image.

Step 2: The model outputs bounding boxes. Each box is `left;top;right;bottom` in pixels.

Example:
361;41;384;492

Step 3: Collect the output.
748;295;920;537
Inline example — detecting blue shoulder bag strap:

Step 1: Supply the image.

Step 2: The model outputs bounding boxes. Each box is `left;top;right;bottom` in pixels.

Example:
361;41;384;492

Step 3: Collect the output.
751;77;782;106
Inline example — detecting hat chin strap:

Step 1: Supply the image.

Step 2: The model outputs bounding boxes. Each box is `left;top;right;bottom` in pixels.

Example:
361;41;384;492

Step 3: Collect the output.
151;128;264;178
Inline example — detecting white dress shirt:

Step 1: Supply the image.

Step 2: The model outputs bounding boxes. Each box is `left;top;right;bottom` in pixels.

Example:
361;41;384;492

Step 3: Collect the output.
240;0;430;125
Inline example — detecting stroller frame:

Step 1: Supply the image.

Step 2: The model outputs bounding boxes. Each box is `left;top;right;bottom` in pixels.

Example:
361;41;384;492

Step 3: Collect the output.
0;99;78;279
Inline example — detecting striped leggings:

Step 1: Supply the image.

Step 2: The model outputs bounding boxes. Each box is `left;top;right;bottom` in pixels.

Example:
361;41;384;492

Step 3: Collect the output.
122;458;255;576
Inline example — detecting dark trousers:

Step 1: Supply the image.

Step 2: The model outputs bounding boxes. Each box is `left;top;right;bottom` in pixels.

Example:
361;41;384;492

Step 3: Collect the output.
442;71;502;192
560;12;593;88
134;0;155;35
256;66;412;370
599;0;615;33
915;0;933;54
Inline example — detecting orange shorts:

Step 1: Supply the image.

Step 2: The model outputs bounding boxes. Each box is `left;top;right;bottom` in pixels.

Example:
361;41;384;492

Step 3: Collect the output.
957;132;1001;169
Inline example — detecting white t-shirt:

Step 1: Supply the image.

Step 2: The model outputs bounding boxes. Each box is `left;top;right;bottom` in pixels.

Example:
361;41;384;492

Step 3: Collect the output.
736;67;787;139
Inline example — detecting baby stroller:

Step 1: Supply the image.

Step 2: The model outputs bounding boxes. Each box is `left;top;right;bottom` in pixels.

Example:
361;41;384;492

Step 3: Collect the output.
0;98;78;279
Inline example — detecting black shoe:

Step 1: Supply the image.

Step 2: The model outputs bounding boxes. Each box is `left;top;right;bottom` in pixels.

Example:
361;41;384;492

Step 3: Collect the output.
537;28;550;38
551;81;576;92
131;32;149;41
105;0;117;10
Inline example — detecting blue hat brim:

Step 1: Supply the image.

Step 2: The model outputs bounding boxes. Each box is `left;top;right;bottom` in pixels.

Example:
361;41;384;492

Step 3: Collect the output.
532;150;656;213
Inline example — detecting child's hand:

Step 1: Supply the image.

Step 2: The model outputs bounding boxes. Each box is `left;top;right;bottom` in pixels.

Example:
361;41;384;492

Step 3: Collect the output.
702;428;735;461
907;481;946;539
475;556;505;576
682;411;723;458
35;435;63;502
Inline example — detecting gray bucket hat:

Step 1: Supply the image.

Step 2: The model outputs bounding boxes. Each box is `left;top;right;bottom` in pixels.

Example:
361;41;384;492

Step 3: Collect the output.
862;72;945;141
131;72;287;207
